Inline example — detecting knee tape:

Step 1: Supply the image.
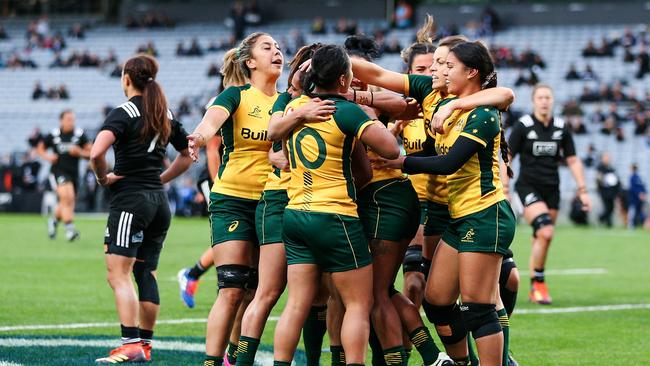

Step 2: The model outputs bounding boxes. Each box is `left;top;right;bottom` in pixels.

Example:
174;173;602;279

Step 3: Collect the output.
133;260;159;304
460;302;501;339
247;267;259;290
500;287;518;316
402;245;423;273
216;264;251;289
421;258;432;280
422;301;467;345
531;213;553;237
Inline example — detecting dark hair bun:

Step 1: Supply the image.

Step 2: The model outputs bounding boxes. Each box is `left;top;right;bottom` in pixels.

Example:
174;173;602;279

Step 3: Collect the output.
344;35;380;61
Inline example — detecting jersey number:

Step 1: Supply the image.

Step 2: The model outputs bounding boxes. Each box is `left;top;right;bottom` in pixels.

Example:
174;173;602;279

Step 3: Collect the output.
288;127;327;170
147;133;160;153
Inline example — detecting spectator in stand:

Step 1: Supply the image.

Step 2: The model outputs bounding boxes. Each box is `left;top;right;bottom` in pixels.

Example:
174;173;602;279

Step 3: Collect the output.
607;103;624;124
177;98;191;118
32;82;45;100
514;68;539;86
244;0;262;25
394;0;414;29
623;46;635;63
58;84;70;100
137;41;159;57
383;36;402;54
227;1;246;41
628;164;647;228
582;40;599;57
610;82;628;102
335;17;349;34
596;153;620;227
621;28;637;48
637;46;649;79
186;38;204;56
110;64;122;78
598;84;613;101
569;116;588;135
582;64;598;81
589;105;606;124
104;48;117;65
633;112;648;135
565;63;580;80
0;25;8;39
68;23;85;39
50;52;65;68
481;5;501;35
311;16;326;34
583;144;597;168
207;63;219;77
562;99;583;117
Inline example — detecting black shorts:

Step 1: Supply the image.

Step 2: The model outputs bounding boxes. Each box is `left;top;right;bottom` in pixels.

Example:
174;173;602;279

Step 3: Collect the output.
49;171;78;192
515;180;560;210
104;190;171;262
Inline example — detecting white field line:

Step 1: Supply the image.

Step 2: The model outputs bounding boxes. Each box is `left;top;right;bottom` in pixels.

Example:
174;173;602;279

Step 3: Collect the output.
0;338;277;365
2;303;650;333
0;362;23;366
164;267;609;283
531;268;608;275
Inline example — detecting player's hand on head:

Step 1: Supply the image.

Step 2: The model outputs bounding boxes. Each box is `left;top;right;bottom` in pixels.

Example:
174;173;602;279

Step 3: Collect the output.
298;58;312;73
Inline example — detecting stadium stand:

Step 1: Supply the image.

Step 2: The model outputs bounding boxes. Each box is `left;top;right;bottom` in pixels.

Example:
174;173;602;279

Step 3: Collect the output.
1;17;648;214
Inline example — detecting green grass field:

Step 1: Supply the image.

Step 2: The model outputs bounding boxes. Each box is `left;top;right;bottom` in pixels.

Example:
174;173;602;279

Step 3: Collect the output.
1;213;649;365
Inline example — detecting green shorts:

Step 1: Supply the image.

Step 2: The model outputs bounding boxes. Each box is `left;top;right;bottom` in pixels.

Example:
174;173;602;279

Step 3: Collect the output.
282;209;372;273
209;192;258;246
357;178;421;242
419;200;428;226
441;200;516;256
255;189;289;245
424;201;451;237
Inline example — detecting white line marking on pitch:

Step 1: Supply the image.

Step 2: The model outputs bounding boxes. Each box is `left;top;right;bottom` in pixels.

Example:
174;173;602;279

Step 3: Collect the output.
0;338;280;365
0;361;23;366
2;303;649;332
521;268;608;275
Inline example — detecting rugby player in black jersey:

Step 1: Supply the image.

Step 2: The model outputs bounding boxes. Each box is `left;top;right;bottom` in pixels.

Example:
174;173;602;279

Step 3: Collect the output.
90;54;192;363
37;109;91;241
506;84;591;305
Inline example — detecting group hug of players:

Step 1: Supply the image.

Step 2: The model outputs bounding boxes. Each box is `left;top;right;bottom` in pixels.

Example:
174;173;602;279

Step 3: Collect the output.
67;13;590;366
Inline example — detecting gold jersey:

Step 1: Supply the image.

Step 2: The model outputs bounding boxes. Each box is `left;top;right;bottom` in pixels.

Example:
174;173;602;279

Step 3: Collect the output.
285;94;375;217
209;84;277;200
403;74;449;204
434;99;506;218
264;91;293;191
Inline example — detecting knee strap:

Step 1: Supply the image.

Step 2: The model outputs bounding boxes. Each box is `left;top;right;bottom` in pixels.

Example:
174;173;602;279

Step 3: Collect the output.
531;213;553;237
133;260;159;304
460;302;501;339
422;301;467;345
402;245;423;273
247;267;259;290
216;264;251;289
421;258;432;279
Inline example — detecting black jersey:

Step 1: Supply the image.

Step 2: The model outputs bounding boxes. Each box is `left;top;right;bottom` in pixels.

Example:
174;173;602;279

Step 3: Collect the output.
508;114;576;186
100;96;189;194
44;127;89;177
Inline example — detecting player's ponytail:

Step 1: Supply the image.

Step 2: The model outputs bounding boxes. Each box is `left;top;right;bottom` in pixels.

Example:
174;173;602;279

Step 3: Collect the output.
123;54;171;145
400;15;436;73
221;32;269;88
500;126;514;178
